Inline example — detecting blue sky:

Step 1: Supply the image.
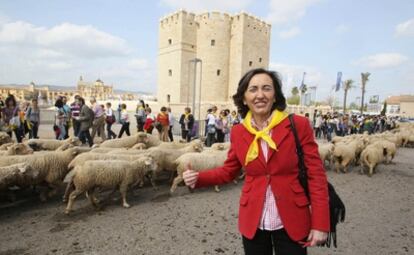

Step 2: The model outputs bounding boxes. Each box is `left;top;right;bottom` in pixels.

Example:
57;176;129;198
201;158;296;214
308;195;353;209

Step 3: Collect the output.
0;0;413;104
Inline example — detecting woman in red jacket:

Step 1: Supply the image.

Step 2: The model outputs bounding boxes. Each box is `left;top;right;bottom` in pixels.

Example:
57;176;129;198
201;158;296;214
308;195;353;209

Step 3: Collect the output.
183;68;329;255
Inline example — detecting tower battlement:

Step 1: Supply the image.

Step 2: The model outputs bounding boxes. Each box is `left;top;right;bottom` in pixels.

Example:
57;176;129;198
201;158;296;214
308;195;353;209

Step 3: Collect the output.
160;9;196;27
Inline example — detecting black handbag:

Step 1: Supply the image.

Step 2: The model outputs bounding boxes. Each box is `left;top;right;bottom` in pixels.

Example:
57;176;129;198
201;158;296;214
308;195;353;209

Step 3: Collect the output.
288;114;346;248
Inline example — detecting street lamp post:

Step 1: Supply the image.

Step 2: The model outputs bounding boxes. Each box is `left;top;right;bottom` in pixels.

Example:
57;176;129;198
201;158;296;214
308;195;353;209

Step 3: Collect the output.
189;58;202;137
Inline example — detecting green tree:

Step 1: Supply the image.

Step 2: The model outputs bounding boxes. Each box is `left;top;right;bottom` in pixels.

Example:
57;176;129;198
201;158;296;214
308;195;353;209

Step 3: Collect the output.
342;79;354;114
287;95;300;105
381;101;387;116
291;86;299;96
360;72;371;114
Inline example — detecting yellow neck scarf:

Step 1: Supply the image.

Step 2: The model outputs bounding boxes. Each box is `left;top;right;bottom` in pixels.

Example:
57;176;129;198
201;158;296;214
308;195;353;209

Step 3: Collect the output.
242;109;288;165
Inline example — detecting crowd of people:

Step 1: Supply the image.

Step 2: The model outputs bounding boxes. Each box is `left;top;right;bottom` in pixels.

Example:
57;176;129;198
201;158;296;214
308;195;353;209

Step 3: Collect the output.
311;111;399;142
0;94;400;147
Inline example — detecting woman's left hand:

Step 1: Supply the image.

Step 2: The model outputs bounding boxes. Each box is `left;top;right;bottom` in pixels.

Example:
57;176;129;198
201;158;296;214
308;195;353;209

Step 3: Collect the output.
300;229;328;247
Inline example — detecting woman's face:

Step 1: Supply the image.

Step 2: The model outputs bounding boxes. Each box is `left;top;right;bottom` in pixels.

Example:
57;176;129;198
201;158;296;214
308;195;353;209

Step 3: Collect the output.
243;73;275;117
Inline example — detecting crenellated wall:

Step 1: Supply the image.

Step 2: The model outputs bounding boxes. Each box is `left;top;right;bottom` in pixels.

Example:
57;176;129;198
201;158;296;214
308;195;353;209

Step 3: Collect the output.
157;10;270;110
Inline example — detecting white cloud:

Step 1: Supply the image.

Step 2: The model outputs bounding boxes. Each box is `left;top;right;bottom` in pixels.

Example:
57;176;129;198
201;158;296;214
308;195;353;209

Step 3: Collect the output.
278;27;301;39
395;18;414;37
159;0;252;12
353;53;409;69
335;24;349;34
0;21;131;58
266;0;322;26
0;19;155;93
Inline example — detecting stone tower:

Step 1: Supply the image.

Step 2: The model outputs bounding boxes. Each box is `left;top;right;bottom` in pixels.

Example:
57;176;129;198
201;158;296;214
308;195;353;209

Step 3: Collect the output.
157;10;271;107
157;10;197;106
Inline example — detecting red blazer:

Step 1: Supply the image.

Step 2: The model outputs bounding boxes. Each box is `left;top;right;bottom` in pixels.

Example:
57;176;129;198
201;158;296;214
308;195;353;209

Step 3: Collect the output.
195;115;330;241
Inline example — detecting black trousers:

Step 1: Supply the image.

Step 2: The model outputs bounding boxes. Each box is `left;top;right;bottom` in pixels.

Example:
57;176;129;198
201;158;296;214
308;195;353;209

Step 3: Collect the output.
118;122;130;138
242;229;306;255
168;125;174;142
78;129;93;147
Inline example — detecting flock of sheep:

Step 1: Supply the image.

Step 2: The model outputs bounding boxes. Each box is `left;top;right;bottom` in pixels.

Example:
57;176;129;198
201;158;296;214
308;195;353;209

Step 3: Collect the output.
318;122;414;176
0;121;413;215
0;131;229;214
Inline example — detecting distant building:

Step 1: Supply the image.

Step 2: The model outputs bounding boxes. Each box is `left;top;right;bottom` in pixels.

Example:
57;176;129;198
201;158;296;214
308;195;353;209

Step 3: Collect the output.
385;95;414;117
0;77;117;104
157;10;271;117
77;76;113;100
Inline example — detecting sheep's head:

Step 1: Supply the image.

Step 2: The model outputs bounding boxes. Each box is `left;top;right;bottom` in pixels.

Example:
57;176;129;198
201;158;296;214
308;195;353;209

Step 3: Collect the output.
193;143;203;152
16;164;40;184
69;137;82;146
0;132;12;145
136;132;149;144
10;144;34;155
133;143;146;150
140;156;158;174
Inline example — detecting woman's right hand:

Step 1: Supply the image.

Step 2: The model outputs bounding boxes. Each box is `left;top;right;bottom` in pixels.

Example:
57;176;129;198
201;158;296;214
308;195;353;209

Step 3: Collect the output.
183;163;199;189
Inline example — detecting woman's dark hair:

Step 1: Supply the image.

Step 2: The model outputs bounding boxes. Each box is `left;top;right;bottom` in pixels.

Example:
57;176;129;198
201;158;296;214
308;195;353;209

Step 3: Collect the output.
54;98;64;108
121;104;127;109
140;100;145;108
232;68;286;118
160;106;167;112
79;97;85;105
5;95;17;107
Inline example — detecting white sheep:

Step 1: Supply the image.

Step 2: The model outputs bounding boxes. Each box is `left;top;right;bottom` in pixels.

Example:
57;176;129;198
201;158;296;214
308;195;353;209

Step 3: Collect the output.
373;140;397;164
0;142;14;150
0;132;12;145
170;150;228;193
210;142;230;151
0;148;81;201
0;143;33;156
98;132;160;148
145;143;203;184
131;143;147;150
332;142;356;173
26;137;81;151
64;156;157;214
317;143;334;169
360;144;385;177
0;163;33;191
63;153;152;202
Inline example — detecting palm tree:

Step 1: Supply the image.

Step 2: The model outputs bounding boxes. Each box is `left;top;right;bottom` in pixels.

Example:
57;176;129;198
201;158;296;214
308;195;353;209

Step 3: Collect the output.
342;79;354;114
300;84;307;94
360;72;371;114
291;86;299;96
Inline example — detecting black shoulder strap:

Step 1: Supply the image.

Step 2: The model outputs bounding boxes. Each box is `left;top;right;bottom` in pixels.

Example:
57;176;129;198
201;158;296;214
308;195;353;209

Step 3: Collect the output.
288;114;310;198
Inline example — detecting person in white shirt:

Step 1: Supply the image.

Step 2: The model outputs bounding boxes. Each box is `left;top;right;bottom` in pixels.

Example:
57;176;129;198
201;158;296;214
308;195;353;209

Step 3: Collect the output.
205;108;216;147
105;102;117;139
167;107;174;142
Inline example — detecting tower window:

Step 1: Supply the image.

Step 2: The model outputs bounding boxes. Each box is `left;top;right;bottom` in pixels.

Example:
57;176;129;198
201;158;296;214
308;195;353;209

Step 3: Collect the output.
168;69;172;76
217;69;221;76
168;39;172;45
211;39;215;46
167;94;171;103
249;61;253;67
259;58;262;63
